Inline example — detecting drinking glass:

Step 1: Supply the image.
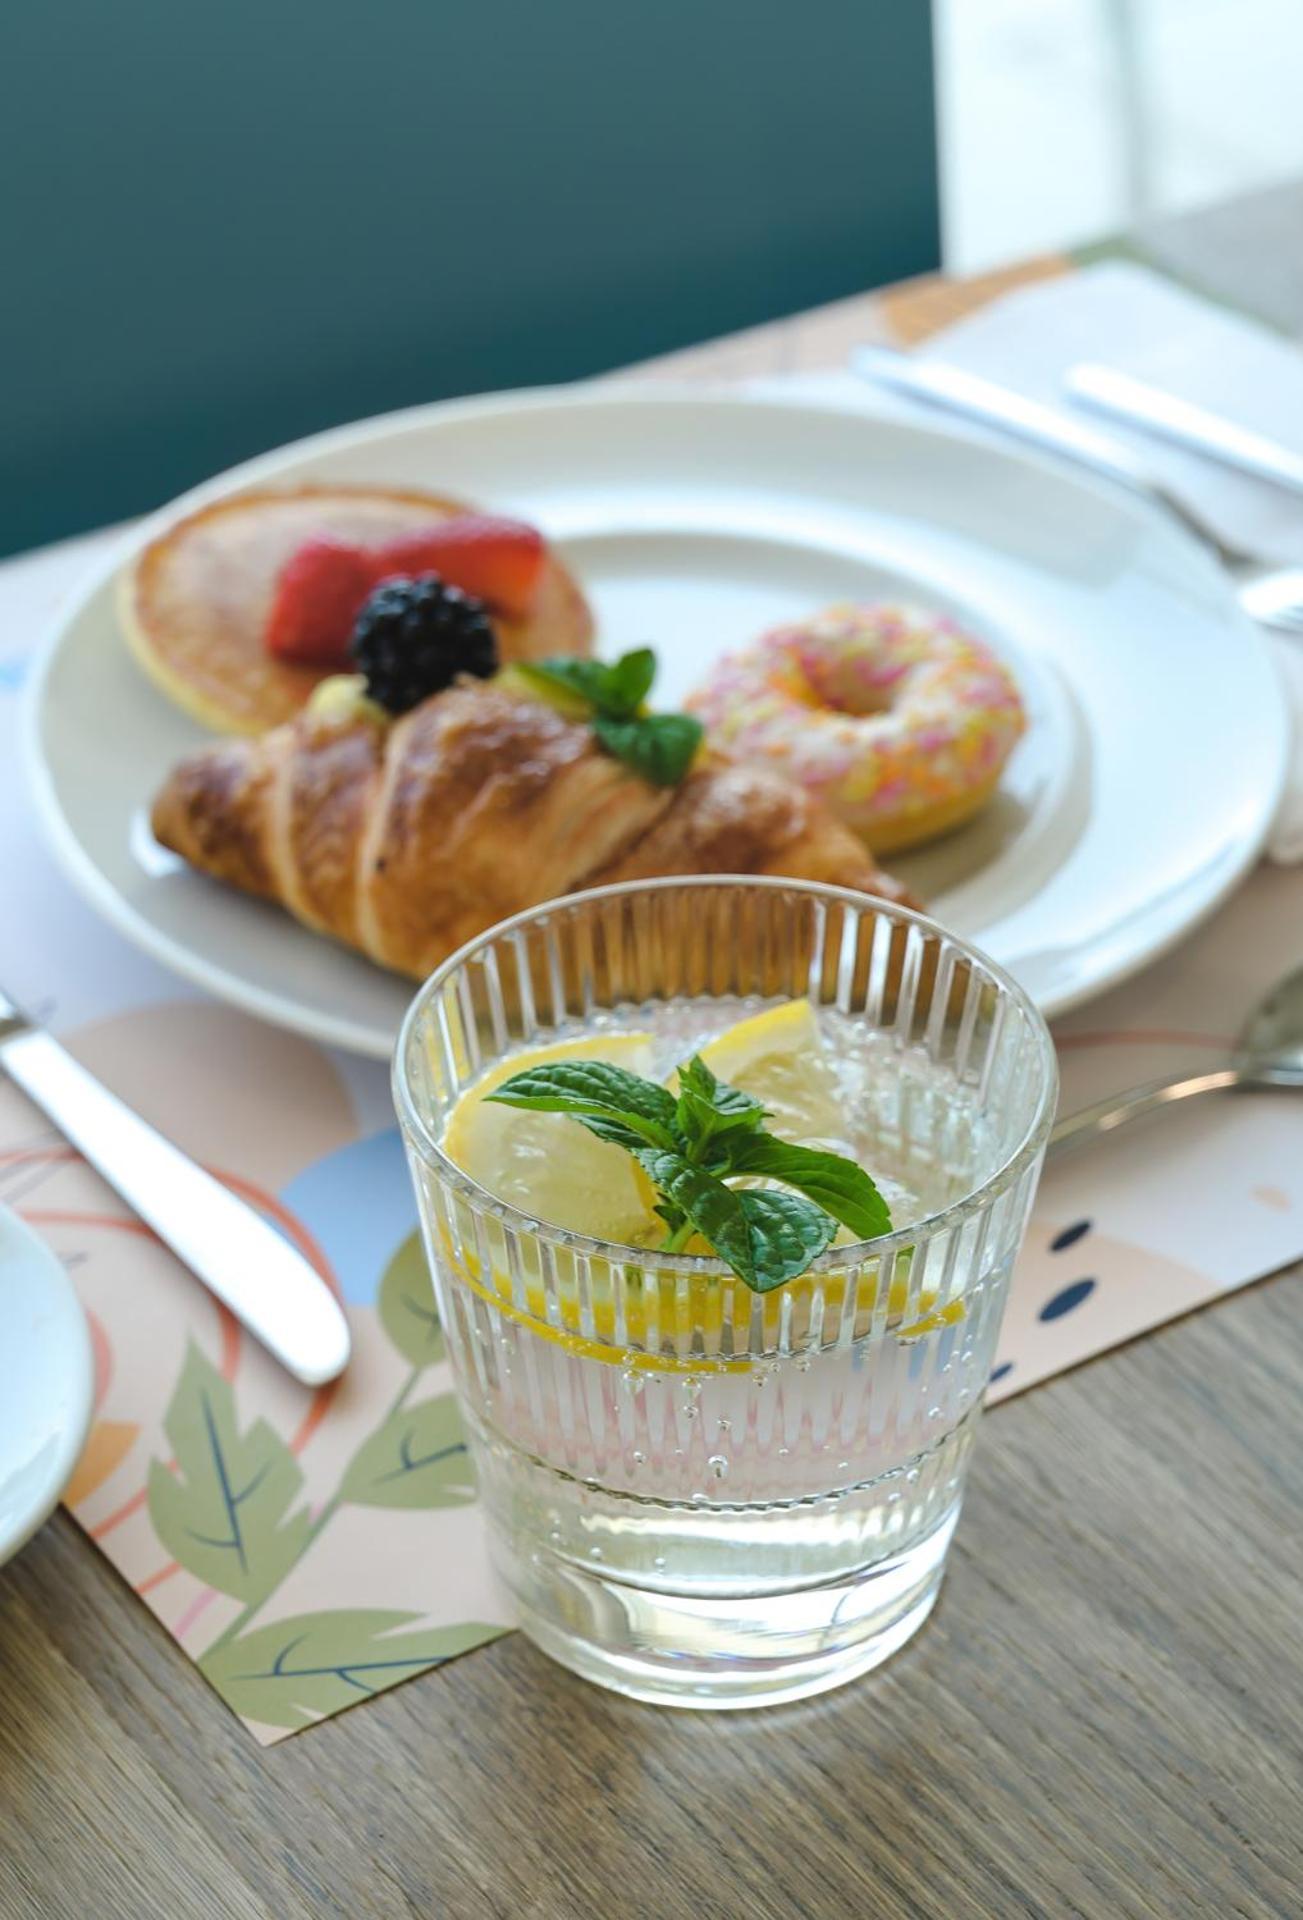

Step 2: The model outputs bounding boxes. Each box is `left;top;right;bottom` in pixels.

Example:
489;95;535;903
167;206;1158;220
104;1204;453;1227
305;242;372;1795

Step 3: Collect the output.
394;877;1057;1707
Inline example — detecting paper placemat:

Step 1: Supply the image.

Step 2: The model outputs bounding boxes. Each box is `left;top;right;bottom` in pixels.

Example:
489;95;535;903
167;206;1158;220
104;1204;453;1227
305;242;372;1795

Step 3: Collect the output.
3;452;1301;1747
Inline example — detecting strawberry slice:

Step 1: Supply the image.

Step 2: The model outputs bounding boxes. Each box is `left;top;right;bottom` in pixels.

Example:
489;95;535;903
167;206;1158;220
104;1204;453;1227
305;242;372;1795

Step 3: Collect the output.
264;515;548;666
264;539;372;666
372;516;546;620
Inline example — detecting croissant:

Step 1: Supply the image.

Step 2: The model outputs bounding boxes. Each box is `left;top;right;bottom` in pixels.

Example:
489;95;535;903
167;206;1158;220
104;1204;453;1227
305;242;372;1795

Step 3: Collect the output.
151;680;916;980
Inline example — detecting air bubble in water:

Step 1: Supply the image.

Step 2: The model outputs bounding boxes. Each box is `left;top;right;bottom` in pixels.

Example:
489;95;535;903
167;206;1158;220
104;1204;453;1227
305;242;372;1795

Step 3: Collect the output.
588;1547;603;1561
707;1454;729;1480
653;1556;666;1571
927;1406;943;1421
716;1416;732;1434
631;1448;646;1465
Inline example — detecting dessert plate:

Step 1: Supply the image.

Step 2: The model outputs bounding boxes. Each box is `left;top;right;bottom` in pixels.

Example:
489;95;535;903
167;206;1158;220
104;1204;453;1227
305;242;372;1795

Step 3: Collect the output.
28;386;1289;1057
0;1204;94;1568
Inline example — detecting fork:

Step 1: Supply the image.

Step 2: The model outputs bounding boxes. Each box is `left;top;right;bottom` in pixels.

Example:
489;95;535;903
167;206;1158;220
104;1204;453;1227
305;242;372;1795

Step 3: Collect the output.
852;348;1303;636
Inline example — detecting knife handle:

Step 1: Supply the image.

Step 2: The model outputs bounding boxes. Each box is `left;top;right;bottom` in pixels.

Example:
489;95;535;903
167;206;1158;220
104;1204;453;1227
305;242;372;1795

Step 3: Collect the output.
0;1021;350;1386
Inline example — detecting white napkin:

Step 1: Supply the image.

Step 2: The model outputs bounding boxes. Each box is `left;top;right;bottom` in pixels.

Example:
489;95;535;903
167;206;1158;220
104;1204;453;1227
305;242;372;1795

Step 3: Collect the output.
913;263;1303;862
788;261;1303;860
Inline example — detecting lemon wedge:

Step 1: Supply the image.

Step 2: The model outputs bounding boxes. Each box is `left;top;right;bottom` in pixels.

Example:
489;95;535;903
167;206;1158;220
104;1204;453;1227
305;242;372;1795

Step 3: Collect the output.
697;999;844;1141
442;1031;663;1246
439;1006;962;1369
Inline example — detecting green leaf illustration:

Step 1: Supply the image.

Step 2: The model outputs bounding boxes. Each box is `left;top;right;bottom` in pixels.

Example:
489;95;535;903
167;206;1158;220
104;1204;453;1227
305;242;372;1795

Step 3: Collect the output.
147;1344;311;1606
378;1232;446;1367
340;1393;475;1510
200;1609;501;1731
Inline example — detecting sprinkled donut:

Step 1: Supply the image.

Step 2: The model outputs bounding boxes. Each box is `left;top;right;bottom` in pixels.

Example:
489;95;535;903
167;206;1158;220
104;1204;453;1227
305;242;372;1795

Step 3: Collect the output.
685;603;1026;854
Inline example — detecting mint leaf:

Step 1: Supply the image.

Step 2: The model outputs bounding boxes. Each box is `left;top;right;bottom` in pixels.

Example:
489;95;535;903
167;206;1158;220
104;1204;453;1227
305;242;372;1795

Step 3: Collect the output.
577;1113;669;1153
723;1134;893;1239
679;1055;766;1122
482;1048;889;1291
520;648;655;720
635;1150;835;1290
674;1055;766;1157
516;648;700;787
486;1059;678;1150
518;657;610;712
593;712;703;788
602;647;657;717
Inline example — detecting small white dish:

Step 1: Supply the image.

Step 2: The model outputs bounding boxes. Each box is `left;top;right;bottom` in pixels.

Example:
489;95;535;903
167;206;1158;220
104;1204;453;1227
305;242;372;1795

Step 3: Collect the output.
26;385;1290;1053
0;1204;94;1568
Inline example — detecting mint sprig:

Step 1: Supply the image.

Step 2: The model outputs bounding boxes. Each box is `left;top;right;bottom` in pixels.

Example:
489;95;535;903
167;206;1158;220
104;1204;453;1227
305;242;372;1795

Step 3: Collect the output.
517;648;704;788
486;1051;892;1292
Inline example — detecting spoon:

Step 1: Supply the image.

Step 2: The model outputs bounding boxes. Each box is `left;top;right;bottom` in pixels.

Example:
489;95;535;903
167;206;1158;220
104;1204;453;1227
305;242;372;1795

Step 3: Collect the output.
1049;964;1303;1157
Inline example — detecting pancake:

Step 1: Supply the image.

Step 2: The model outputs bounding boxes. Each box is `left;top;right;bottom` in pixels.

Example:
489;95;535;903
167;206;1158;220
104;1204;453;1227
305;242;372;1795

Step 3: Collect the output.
120;484;595;735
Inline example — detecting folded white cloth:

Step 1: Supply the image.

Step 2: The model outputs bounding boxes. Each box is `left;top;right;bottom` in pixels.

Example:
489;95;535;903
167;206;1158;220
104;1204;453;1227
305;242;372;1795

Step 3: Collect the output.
786;262;1303;860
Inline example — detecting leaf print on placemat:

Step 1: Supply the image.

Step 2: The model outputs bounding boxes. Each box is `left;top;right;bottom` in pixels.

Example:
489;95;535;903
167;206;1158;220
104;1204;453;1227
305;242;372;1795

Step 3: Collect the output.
148;1344;311;1606
378;1231;446;1367
340;1393;475;1510
200;1610;502;1731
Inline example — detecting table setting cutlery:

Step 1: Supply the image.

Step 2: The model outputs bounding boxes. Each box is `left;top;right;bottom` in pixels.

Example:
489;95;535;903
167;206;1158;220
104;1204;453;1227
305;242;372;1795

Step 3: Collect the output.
1050;961;1303;1155
1064;361;1303;502
0;986;351;1386
852;345;1303;634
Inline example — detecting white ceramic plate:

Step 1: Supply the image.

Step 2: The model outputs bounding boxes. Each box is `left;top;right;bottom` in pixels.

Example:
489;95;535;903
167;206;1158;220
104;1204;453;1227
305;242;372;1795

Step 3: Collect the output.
0;1204;93;1568
28;386;1289;1056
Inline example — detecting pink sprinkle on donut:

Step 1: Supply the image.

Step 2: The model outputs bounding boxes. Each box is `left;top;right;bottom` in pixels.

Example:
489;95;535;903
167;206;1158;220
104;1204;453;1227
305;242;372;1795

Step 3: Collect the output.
684;601;1026;854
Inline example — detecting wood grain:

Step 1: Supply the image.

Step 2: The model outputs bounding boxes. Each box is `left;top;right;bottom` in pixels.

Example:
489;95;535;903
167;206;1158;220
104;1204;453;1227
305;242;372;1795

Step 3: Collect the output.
4;182;1302;1919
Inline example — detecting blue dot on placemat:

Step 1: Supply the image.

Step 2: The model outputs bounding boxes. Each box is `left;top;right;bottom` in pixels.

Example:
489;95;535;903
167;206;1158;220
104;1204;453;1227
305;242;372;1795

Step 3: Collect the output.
989;1361;1014;1383
1050;1220;1092;1252
1039;1277;1096;1321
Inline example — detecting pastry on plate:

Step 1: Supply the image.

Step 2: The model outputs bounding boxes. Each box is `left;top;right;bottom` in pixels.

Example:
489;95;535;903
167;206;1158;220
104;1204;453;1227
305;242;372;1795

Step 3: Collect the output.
150;614;916;981
686;602;1025;853
120;484;594;735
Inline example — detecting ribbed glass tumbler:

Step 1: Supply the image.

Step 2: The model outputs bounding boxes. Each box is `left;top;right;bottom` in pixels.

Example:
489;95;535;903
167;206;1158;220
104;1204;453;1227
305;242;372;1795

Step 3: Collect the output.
394;878;1057;1708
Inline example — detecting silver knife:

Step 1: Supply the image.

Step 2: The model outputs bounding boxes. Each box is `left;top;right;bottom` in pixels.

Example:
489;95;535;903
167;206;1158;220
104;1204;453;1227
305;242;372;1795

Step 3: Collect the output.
0;989;351;1386
1065;362;1303;499
850;344;1303;633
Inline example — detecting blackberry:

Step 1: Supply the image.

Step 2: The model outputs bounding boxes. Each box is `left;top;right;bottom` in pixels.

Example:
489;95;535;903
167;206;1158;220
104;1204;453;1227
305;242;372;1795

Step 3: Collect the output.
350;574;498;715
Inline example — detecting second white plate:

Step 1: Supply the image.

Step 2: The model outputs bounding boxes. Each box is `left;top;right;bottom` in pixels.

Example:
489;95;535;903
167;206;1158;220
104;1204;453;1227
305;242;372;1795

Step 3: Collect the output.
28;385;1289;1055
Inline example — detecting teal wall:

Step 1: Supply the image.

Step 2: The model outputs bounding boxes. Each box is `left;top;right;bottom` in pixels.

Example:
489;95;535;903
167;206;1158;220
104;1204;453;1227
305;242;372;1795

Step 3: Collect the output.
1;2;939;554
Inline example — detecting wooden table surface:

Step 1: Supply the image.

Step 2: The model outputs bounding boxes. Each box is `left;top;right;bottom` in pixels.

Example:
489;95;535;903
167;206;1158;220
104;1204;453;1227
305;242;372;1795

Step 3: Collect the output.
4;187;1302;1920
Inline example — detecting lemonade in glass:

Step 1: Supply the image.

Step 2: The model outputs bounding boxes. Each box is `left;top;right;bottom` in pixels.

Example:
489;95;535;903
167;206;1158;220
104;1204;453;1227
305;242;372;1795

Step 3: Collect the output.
394;878;1056;1707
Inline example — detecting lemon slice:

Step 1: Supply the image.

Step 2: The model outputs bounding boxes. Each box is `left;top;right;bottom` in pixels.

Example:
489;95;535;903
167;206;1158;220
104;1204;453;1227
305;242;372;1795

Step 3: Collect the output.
697;999;844;1141
442;1031;662;1245
439;1008;962;1369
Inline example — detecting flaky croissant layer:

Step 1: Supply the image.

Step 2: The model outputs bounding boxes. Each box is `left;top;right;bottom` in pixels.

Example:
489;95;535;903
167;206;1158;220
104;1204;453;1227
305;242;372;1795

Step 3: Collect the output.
151;682;915;979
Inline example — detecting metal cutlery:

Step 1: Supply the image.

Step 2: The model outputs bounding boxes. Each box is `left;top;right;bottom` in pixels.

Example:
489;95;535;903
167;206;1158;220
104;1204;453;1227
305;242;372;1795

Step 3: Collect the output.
0;988;351;1386
1065;361;1303;501
1049;963;1303;1156
852;346;1303;634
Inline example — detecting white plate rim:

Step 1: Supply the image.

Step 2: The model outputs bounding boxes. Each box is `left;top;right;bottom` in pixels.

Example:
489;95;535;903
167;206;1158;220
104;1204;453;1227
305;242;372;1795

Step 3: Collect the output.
0;1204;94;1567
24;381;1293;1054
